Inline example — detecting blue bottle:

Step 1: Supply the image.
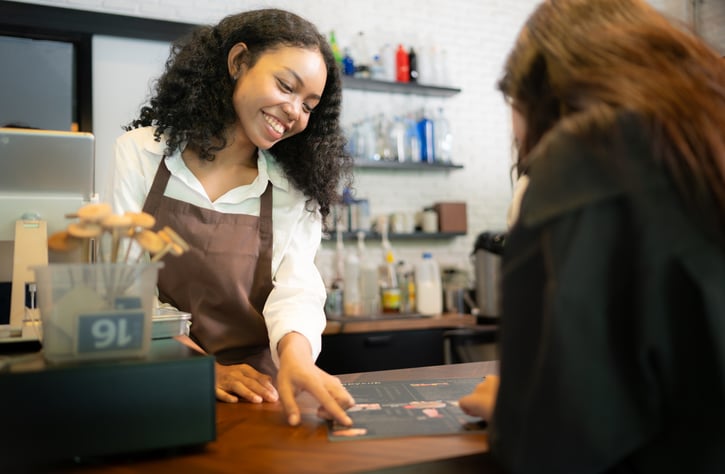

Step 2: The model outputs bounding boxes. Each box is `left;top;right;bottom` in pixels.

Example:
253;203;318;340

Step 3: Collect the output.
342;48;355;76
417;112;435;163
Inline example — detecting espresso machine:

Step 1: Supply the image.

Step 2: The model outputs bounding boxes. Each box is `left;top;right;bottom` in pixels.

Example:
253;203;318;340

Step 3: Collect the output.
442;231;506;364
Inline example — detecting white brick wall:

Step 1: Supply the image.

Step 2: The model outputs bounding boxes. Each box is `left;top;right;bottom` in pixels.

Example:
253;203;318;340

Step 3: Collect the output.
12;0;725;285
652;0;725;55
699;0;725;54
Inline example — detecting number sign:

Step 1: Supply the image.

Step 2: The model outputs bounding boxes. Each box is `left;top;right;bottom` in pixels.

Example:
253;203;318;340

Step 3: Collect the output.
77;310;145;353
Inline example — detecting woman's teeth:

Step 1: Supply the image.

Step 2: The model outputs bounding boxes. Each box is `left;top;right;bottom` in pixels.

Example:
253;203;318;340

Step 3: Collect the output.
264;114;285;134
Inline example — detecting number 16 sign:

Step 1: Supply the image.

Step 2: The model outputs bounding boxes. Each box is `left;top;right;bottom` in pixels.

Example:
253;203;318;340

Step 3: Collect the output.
76;310;146;354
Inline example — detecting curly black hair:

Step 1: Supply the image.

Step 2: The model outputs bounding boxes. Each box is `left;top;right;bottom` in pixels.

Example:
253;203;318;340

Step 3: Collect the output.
125;8;353;222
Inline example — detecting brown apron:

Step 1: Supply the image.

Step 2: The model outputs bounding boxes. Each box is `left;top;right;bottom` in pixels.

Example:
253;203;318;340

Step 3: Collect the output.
142;158;276;374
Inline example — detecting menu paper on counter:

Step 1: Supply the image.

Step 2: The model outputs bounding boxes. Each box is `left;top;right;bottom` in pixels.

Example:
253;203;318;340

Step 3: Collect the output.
328;377;487;441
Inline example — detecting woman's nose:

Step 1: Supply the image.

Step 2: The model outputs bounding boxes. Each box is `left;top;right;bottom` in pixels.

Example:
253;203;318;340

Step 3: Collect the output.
281;100;301;121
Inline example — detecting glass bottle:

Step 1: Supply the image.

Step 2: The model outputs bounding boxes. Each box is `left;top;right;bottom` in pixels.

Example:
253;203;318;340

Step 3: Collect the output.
415;252;442;316
395;44;409;83
342;47;355;76
343;249;362;316
408;47;418;83
405;113;421;162
417;109;435;163
352;31;371;74
379;250;400;313
380;43;396;82
329;30;343;67
389;116;408;162
434;107;453;163
357;231;379;316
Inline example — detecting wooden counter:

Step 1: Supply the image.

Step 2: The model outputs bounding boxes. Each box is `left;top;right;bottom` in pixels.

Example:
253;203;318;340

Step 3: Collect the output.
64;361;502;474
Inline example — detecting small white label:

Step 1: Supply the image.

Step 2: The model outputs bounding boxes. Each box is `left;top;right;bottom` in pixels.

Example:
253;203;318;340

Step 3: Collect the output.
76;310;145;353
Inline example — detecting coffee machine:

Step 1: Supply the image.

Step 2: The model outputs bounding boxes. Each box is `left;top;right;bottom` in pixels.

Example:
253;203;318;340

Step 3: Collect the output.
471;231;506;324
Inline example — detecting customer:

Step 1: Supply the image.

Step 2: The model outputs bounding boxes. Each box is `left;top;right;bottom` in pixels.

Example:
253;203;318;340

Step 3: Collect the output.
109;8;355;427
459;0;725;472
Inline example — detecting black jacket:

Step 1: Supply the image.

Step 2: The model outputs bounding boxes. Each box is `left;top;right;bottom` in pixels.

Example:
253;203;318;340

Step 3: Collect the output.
491;113;725;474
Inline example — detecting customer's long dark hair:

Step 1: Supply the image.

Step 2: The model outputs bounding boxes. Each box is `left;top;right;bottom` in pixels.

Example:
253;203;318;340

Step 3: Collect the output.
125;8;352;222
498;0;725;241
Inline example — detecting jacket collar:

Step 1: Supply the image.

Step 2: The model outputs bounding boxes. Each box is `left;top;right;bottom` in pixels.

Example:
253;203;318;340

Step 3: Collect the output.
520;112;664;228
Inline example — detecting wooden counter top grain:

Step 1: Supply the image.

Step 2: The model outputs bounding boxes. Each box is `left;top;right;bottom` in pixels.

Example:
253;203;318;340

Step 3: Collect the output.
61;361;499;474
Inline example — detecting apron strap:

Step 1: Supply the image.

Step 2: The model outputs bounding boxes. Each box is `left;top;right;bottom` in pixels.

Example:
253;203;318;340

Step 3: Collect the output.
249;181;274;314
142;157;171;216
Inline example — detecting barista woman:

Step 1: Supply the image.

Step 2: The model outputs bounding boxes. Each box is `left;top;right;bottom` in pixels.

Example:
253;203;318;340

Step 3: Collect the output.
109;9;355;427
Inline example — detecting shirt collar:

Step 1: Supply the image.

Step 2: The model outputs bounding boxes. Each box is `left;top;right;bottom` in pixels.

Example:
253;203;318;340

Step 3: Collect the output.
149;132;291;199
259;149;290;193
144;129;290;191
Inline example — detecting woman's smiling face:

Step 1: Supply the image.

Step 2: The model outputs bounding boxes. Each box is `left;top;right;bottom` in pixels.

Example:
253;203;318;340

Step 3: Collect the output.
230;44;327;150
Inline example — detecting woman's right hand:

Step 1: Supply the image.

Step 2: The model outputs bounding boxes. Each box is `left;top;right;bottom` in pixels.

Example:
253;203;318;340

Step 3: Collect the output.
214;362;280;404
458;375;500;420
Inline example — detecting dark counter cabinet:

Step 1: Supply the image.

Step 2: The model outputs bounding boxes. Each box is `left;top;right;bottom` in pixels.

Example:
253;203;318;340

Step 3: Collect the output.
317;328;447;374
317;322;500;375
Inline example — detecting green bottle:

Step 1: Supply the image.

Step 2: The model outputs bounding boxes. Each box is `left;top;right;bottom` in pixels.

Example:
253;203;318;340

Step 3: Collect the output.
329;30;343;66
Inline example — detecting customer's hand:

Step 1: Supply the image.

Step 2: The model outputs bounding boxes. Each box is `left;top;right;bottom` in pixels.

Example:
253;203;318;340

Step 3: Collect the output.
276;332;355;427
458;375;500;420
215;362;279;404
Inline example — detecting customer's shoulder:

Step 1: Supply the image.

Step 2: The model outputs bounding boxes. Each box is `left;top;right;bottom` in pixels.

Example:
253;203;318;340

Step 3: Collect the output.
521;110;661;227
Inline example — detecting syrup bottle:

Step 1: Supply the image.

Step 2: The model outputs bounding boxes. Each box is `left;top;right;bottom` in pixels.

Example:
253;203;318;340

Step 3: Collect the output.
396;44;409;83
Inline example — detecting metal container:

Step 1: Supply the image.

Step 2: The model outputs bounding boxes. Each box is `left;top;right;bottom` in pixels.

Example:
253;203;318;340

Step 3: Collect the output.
472;232;506;318
442;268;469;314
152;307;191;339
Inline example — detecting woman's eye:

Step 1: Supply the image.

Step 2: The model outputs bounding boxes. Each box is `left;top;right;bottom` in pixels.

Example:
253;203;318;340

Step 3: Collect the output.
277;79;293;92
276;77;316;113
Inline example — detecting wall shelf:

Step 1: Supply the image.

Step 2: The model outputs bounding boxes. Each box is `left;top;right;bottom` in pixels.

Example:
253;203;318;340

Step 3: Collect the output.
342;76;461;97
354;160;463;170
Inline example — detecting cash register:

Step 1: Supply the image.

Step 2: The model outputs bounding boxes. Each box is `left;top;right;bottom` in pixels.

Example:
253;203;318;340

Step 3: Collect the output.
0;336;215;470
0;128;215;470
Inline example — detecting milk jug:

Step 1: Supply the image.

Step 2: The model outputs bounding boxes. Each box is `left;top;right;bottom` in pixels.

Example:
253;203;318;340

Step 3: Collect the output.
415;252;442;316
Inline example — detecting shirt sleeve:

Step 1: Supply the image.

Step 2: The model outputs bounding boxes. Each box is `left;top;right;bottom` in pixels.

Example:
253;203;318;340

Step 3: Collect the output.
108;131;153;216
105;132;168;307
105;130;165;263
263;205;327;368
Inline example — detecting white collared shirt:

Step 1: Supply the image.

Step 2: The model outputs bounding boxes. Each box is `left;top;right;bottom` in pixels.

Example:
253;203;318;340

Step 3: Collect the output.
108;126;326;367
507;174;530;229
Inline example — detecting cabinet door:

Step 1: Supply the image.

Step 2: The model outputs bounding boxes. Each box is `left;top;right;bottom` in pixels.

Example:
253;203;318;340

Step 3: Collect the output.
317;329;445;375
